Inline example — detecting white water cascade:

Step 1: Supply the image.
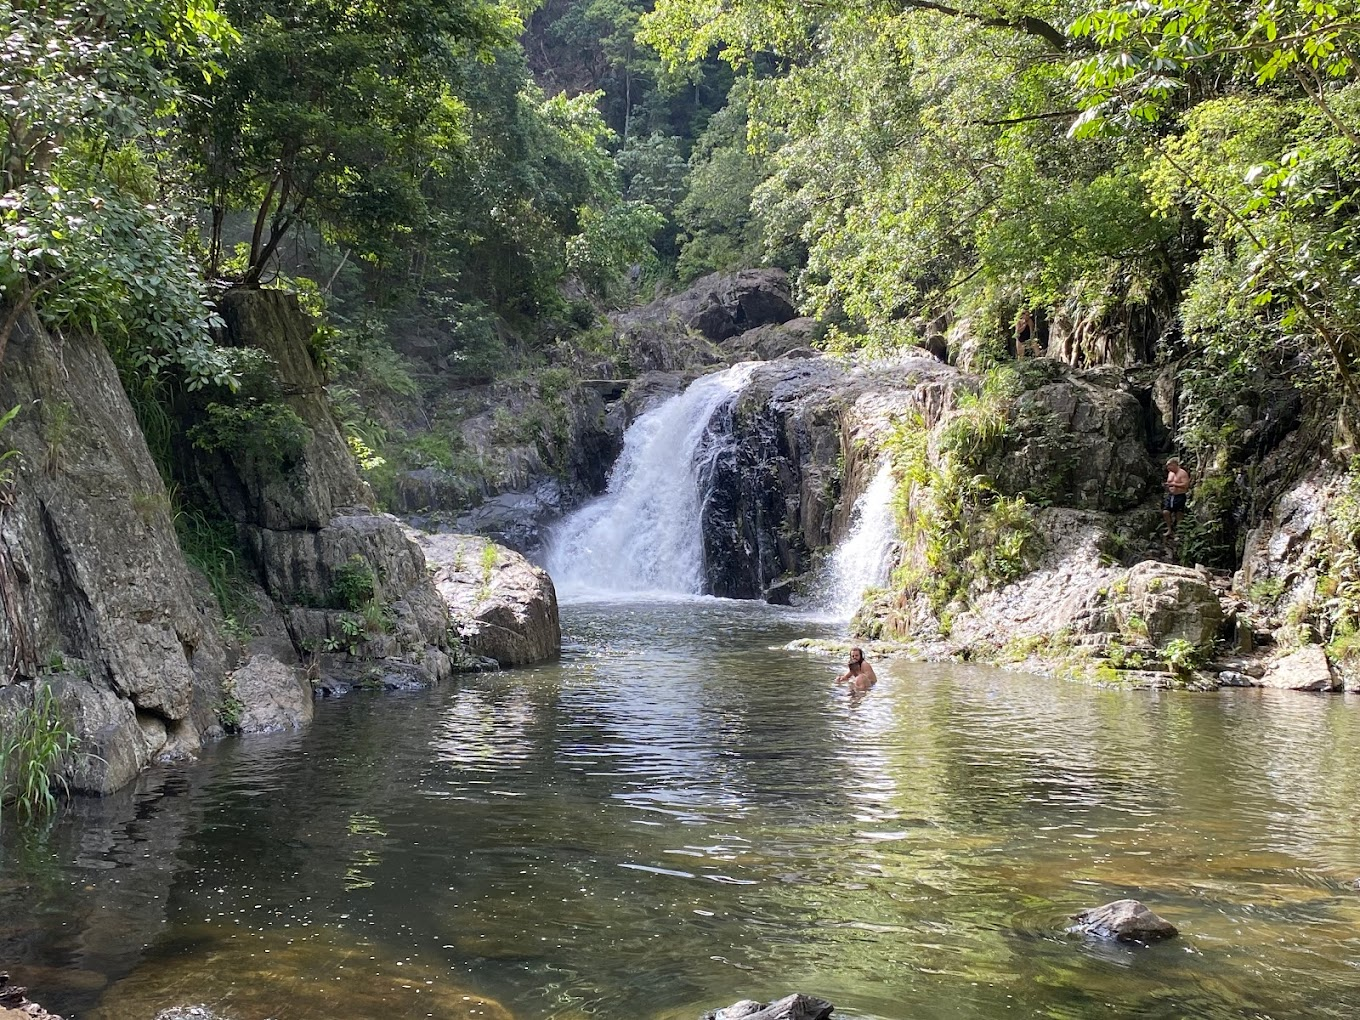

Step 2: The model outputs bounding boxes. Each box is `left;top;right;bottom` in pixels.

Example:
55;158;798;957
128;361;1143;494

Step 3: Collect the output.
818;459;899;620
545;363;760;599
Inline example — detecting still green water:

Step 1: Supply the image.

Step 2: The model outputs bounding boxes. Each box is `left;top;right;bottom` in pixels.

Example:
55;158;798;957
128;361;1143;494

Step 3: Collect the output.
4;598;1360;1020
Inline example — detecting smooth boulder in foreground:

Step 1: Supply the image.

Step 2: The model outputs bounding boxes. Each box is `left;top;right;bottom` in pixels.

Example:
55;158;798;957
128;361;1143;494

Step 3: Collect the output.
1068;899;1179;941
704;994;834;1020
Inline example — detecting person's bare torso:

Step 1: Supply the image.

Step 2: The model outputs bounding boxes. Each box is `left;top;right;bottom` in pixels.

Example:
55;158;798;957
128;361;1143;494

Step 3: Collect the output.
1167;467;1190;494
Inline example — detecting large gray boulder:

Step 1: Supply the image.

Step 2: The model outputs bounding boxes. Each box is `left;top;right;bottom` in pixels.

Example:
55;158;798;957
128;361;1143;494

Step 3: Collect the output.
1260;644;1338;691
702;352;960;598
227;654;313;733
0;309;227;793
413;533;561;666
1121;561;1224;646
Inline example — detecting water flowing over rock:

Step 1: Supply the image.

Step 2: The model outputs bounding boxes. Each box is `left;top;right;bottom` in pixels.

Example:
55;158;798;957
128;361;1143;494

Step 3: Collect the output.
545;363;759;596
414;532;561;666
704;354;957;599
817;459;899;618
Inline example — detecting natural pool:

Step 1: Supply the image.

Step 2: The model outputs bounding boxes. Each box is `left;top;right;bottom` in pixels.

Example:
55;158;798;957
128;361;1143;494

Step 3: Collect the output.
4;598;1360;1020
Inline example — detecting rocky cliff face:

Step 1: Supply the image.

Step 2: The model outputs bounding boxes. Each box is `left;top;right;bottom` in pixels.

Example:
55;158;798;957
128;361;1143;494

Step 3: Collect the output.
0;311;226;793
203;290;455;689
0;290;466;797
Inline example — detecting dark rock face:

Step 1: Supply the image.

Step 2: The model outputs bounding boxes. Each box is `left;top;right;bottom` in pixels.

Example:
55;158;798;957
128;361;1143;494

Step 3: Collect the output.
701;354;959;598
0;310;227;793
987;368;1157;512
703;994;834;1020
1068;899;1178;941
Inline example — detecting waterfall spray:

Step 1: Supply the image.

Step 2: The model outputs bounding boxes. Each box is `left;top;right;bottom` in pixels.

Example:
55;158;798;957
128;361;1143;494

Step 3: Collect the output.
546;363;759;599
818;459;899;620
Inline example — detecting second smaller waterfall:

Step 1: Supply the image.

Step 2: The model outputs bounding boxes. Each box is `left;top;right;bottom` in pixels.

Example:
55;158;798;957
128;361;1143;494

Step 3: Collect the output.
818;460;899;620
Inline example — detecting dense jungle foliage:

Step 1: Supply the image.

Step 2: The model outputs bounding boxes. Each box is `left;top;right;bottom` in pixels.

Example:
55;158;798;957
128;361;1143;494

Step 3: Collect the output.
2;0;1359;535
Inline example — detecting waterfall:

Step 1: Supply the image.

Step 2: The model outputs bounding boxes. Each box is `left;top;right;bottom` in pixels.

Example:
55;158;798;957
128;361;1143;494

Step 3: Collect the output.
818;459;899;620
545;363;759;599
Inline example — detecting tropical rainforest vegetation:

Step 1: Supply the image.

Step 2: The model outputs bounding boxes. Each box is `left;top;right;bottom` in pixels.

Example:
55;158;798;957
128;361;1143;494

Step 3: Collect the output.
0;0;1356;518
3;0;1360;815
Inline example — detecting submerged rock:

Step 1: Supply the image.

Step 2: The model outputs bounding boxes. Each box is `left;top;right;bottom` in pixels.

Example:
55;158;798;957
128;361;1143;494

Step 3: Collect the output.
413;532;561;666
704;994;834;1020
86;928;513;1020
1068;899;1178;941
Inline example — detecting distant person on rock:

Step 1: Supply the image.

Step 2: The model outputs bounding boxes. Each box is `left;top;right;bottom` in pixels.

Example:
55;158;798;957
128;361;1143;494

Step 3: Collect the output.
1015;309;1042;359
1162;457;1192;542
835;647;877;692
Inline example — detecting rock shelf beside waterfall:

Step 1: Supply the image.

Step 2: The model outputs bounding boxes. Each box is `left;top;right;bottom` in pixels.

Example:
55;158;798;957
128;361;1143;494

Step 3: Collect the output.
412;532;561;667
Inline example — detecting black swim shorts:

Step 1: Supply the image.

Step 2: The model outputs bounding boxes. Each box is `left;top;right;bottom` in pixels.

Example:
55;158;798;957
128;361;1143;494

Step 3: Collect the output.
1163;492;1188;512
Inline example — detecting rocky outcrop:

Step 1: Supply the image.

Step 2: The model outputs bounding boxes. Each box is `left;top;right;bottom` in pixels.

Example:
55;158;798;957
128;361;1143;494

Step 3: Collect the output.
1259;644;1338;691
207;290;452;686
615;269;799;372
1095;561;1224;647
1068;900;1178;941
703;353;960;598
0;288;458;798
412;532;560;666
0;309;227;793
986;366;1158;512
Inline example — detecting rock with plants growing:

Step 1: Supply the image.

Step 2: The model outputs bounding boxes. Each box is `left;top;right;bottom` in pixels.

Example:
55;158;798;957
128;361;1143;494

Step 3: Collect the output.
0;308;230;795
412;532;561;667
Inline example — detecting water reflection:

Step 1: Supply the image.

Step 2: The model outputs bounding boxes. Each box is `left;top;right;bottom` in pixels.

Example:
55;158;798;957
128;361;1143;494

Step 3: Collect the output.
3;600;1360;1020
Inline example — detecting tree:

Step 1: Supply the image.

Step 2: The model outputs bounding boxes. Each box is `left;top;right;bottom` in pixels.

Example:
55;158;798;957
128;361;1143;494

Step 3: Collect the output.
1;0;237;384
186;0;519;285
1071;0;1360;398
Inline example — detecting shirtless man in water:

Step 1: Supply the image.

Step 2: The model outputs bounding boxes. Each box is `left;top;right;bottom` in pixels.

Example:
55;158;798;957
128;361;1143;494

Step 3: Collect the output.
835;647;878;692
1162;457;1192;542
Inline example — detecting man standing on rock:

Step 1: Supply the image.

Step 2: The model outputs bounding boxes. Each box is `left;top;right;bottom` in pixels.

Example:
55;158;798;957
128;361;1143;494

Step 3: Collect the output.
835;647;877;692
1162;457;1192;542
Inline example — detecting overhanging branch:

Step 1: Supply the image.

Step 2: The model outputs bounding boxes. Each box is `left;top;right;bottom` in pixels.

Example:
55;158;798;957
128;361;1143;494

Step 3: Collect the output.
899;1;1068;50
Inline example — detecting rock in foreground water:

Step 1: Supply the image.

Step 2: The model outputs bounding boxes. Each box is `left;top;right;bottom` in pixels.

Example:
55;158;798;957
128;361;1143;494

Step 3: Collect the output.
1;972;64;1019
1068;899;1178;941
412;531;561;666
704;994;834;1020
